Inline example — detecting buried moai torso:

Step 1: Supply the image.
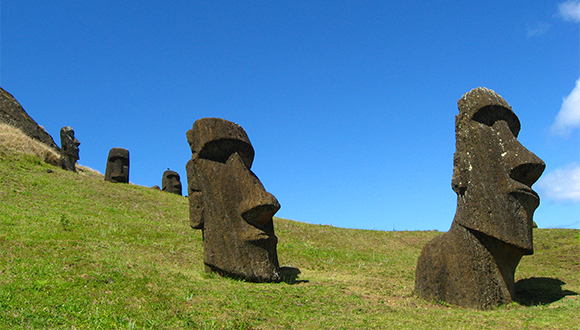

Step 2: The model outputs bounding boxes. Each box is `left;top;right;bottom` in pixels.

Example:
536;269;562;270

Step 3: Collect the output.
59;126;80;171
104;148;130;183
186;118;281;282
415;87;545;310
162;170;182;196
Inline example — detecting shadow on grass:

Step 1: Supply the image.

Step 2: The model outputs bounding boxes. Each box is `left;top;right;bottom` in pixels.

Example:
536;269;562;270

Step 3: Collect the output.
515;277;578;306
279;267;308;284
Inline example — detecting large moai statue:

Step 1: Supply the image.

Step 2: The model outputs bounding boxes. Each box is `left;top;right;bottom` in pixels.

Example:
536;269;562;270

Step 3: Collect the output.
186;118;281;282
104;148;130;183
59;126;80;171
162;170;182;196
415;87;546;310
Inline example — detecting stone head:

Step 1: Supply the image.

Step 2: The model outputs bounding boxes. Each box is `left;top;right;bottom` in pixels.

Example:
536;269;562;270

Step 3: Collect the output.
60;126;80;160
162;170;182;196
105;148;130;183
451;87;545;253
186;117;281;282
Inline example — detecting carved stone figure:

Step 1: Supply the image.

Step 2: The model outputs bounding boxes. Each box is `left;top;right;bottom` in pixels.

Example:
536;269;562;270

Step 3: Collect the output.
162;170;182;196
186;118;281;282
415;87;545;310
104;148;129;183
59;126;80;171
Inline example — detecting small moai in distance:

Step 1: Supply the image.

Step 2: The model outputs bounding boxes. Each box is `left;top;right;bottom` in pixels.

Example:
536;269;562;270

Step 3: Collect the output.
59;126;80;171
415;87;545;309
162;170;182;196
186;117;282;282
104;148;130;183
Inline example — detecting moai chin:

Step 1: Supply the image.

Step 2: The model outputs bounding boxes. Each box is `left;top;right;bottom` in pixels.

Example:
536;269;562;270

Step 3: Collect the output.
104;148;130;183
415;87;545;310
186;117;281;282
60;126;80;171
162;170;182;196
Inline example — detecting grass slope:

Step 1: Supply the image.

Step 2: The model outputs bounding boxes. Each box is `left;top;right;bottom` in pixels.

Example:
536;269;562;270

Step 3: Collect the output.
0;144;578;329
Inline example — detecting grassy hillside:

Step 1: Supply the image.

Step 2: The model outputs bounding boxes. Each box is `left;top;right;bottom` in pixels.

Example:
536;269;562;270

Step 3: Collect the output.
0;128;578;329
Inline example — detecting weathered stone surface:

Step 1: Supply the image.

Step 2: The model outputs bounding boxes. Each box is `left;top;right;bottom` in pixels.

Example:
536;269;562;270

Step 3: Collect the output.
186;118;281;282
59;126;80;171
162;170;182;196
104;148;129;183
415;87;545;310
0;87;60;151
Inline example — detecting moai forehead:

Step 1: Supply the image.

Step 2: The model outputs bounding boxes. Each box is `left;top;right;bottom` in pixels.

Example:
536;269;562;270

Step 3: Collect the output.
455;87;520;137
163;170;180;180
108;147;129;161
60;126;74;139
186;117;255;168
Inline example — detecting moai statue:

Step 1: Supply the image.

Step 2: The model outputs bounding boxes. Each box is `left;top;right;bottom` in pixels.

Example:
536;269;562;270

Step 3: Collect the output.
162;170;182;196
59;126;80;171
104;148;130;183
186;118;281;282
415;87;545;309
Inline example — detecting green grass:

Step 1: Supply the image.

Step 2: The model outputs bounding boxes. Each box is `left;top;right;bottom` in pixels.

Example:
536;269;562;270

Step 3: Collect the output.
0;147;578;329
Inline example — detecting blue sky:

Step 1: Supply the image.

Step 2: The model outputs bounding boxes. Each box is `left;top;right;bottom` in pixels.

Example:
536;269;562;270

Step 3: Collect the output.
2;0;578;231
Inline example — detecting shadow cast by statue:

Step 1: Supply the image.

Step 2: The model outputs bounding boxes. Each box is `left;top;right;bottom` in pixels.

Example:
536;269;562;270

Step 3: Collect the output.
515;277;578;306
279;267;308;284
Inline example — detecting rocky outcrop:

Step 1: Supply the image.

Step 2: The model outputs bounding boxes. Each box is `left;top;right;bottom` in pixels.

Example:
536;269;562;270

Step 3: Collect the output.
0;87;60;151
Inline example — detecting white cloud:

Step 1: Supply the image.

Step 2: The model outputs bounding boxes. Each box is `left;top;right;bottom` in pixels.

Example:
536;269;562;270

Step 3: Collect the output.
551;78;580;136
536;163;580;203
559;0;580;22
526;22;551;37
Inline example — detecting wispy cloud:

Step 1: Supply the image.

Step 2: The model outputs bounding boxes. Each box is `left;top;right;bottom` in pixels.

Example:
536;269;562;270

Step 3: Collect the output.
536;163;580;203
551;78;580;136
559;0;580;22
526;22;551;37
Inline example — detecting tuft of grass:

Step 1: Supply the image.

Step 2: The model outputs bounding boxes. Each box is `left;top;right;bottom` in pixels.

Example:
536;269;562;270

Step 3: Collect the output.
0;142;578;329
0;123;60;166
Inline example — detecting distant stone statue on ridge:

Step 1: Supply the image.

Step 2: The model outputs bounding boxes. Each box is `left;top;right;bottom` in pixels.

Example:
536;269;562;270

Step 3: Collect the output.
59;126;80;172
104;148;129;183
415;87;545;310
186;117;282;282
162;170;182;196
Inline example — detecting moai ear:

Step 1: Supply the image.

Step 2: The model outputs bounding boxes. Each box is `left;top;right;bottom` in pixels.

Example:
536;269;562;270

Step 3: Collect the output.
186;129;196;155
186;159;204;229
189;190;204;229
451;153;468;196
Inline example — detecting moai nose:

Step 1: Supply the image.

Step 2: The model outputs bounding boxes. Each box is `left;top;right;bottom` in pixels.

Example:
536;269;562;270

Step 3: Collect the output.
225;152;281;226
500;127;545;187
241;195;280;226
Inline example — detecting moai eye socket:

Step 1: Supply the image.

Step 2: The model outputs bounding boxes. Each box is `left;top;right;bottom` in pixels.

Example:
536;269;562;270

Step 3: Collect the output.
472;105;520;137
